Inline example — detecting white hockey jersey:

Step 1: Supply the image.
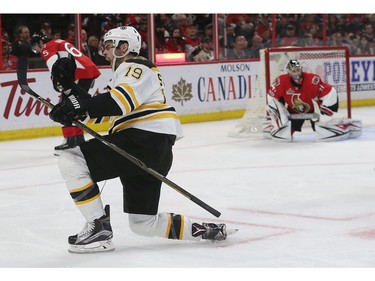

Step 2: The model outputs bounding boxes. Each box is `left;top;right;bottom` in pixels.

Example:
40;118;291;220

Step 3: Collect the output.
87;58;184;140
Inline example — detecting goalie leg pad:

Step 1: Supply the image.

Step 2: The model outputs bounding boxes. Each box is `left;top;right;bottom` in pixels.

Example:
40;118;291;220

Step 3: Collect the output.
347;119;362;139
270;121;292;141
262;116;272;139
315;122;350;141
265;97;292;141
315;118;362;141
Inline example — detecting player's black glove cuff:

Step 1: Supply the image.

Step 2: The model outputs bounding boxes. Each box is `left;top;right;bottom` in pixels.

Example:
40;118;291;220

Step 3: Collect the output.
11;41;33;57
49;94;88;126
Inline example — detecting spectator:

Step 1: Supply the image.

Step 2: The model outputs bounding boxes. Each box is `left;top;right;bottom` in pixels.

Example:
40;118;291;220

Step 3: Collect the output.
154;14;173;52
217;14;226;42
203;23;213;39
164;28;185;53
138;20;149;59
53;29;62;39
346;14;364;37
184;24;201;61
172;14;189;36
356;35;374;55
307;24;322;46
87;35;109;66
226;35;250;60
81;29;91;59
327;15;345;36
220;23;236;58
10;24;44;68
103;15;119;33
2;30;9;42
276;15;290;38
238;23;255;45
248;34;263;58
11;25;31;57
278;24;299;47
297;14;317;37
194;14;212;32
124;14;142;28
368;14;375;32
301;33;321;47
65;24;75;45
297;23;322;47
362;24;375;43
226;14;252;28
255;15;272;45
40;22;52;39
82;14;107;40
347;34;359;55
329;32;350;48
192;37;214;62
2;39;17;70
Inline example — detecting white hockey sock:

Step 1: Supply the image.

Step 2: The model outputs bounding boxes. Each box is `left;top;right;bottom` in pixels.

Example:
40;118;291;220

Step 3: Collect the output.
128;213;201;241
58;147;104;221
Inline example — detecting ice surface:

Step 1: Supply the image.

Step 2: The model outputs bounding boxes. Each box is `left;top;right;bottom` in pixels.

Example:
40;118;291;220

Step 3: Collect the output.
1;107;375;279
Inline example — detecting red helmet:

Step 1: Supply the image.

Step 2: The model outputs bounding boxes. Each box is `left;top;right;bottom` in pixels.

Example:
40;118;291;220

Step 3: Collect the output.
286;60;303;85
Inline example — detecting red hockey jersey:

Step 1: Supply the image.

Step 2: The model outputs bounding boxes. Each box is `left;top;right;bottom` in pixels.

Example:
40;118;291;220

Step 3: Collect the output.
40;39;100;80
268;72;333;114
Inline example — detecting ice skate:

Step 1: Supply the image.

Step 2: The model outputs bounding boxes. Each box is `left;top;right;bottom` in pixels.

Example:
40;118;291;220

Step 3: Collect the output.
54;135;85;156
192;222;238;241
68;205;114;253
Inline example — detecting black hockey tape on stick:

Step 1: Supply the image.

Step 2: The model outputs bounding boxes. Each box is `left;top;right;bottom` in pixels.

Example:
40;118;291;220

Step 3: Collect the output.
16;56;221;218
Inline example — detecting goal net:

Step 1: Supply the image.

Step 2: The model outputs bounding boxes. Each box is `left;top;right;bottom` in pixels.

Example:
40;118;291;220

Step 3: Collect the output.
228;46;351;137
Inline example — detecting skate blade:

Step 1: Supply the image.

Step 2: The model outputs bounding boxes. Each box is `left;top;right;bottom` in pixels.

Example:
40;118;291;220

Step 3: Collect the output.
206;228;239;243
227;228;239;236
68;239;115;254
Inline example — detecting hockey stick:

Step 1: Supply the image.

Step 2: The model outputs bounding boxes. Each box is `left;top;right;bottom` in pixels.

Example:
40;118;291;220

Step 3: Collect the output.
16;56;221;218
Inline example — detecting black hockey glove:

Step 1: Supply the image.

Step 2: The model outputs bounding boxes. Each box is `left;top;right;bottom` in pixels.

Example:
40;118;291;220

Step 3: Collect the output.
11;41;33;57
49;94;87;126
51;55;77;92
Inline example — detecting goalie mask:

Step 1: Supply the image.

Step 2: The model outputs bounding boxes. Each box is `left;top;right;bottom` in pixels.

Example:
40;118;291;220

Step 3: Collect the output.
286;60;303;85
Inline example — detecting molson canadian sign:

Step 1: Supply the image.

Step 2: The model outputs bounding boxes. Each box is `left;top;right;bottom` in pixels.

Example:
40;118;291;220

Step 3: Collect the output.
160;62;257;116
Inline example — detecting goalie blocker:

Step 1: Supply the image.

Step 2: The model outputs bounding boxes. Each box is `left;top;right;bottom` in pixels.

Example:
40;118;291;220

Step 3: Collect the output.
263;96;362;141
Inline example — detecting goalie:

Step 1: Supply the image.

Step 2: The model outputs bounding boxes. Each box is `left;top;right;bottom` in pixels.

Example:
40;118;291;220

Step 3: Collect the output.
264;60;362;141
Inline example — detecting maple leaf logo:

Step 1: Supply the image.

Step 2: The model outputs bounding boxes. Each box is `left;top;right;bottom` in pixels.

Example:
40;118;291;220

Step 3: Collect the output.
171;77;193;106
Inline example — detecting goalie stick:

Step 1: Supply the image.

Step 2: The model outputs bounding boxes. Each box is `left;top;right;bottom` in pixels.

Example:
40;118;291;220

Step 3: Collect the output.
288;113;320;120
16;56;221;218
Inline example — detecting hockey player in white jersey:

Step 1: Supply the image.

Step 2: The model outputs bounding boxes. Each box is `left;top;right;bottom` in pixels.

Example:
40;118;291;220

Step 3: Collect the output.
48;26;230;253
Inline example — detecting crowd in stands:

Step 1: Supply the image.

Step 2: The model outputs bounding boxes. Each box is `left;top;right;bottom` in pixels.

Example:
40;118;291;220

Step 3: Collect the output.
2;13;375;70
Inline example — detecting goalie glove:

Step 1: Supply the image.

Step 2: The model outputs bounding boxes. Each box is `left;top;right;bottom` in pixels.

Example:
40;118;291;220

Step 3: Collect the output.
49;94;87;126
316;87;339;117
319;104;335;116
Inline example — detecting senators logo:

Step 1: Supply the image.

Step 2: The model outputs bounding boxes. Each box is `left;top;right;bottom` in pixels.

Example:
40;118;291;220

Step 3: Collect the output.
292;94;310;113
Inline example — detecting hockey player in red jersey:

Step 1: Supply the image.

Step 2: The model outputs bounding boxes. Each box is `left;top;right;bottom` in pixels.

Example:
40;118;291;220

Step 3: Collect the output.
31;32;101;155
47;26;233;253
264;60;362;141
